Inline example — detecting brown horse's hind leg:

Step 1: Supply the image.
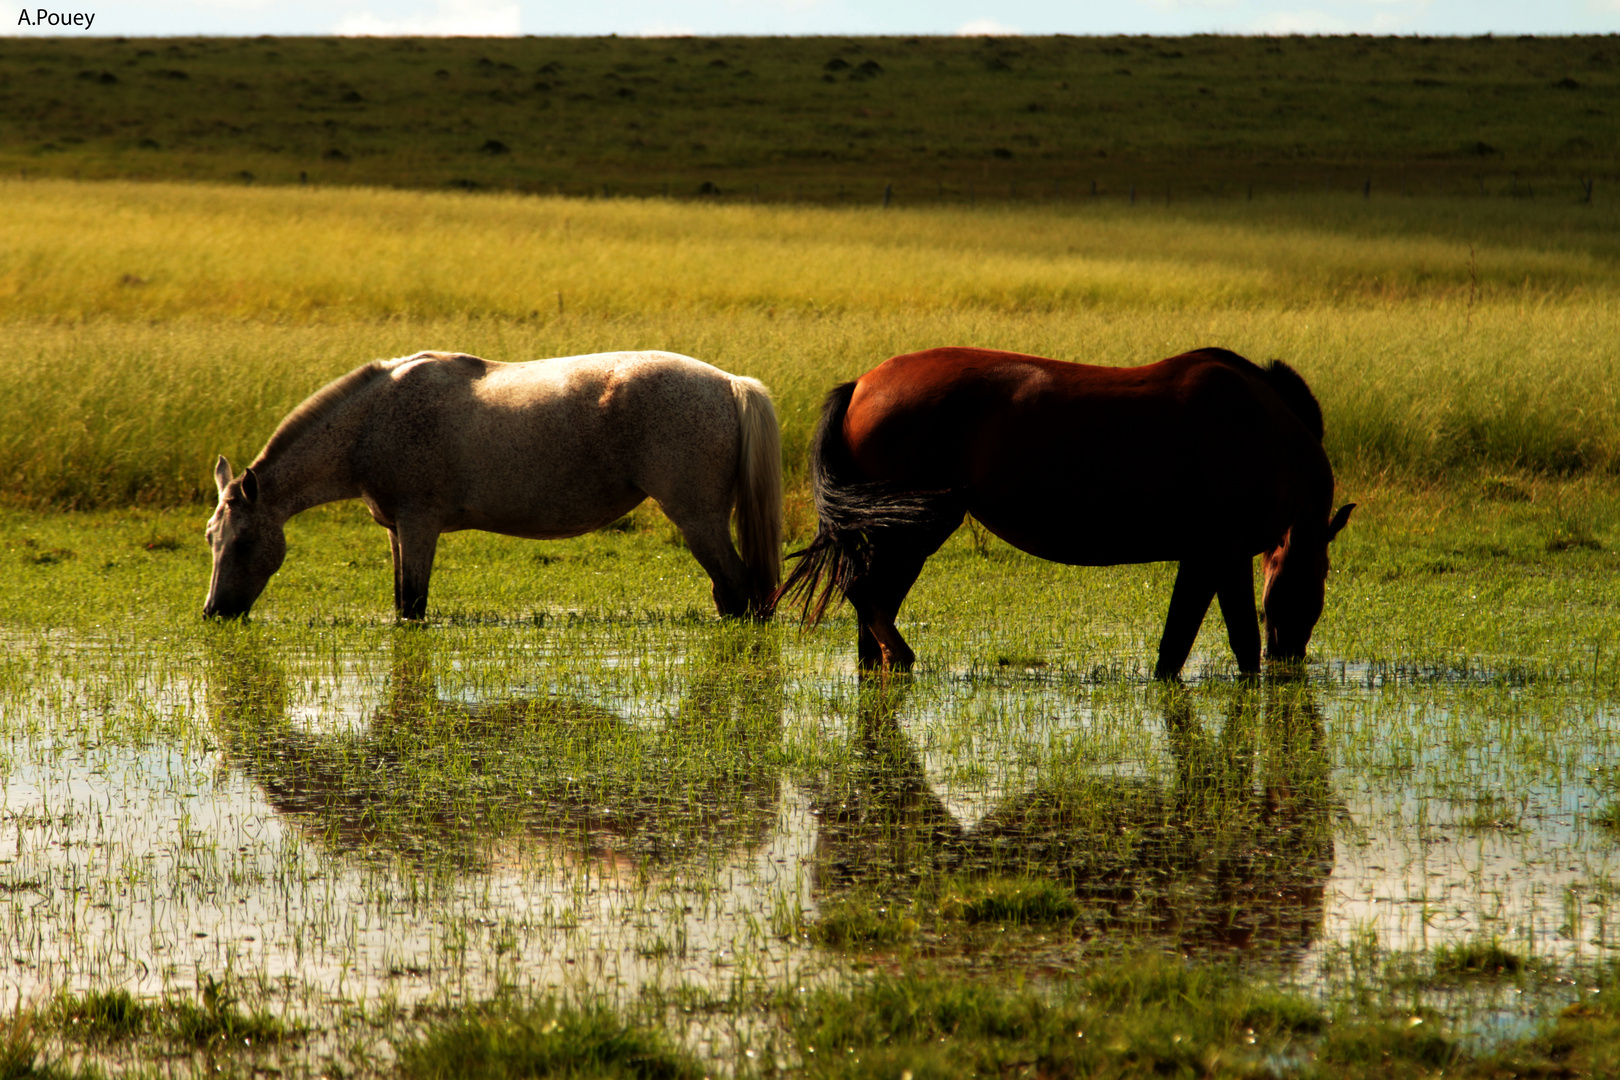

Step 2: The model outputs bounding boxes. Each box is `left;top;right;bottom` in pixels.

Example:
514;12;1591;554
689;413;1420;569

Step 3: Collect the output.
1155;560;1218;681
1215;556;1262;676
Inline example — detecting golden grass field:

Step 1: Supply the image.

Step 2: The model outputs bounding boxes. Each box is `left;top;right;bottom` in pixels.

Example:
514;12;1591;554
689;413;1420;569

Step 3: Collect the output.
3;177;1618;510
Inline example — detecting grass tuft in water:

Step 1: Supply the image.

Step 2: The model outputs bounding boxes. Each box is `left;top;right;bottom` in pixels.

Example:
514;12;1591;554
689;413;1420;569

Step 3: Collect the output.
936;875;1080;926
1590;802;1620;836
48;990;149;1043
1431;939;1530;979
810;894;920;949
44;980;289;1053
395;999;702;1080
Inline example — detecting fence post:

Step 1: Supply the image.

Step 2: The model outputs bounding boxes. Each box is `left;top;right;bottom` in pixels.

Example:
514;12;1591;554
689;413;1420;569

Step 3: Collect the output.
883;183;892;207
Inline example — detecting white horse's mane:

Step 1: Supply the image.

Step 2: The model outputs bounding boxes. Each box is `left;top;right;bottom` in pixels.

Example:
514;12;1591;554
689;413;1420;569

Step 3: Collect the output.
255;360;393;467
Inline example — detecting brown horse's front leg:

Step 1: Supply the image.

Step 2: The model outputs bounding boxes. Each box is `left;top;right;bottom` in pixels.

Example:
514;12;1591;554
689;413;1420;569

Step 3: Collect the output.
854;602;916;673
1155;560;1217;680
848;545;936;674
1215;556;1262;676
392;522;440;620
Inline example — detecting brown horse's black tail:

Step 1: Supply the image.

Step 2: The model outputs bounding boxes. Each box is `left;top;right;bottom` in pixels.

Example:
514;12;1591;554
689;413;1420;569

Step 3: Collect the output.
773;381;952;624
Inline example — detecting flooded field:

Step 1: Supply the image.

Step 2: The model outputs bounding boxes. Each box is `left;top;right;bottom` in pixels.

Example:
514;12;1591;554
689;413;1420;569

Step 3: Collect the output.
5;497;1620;1076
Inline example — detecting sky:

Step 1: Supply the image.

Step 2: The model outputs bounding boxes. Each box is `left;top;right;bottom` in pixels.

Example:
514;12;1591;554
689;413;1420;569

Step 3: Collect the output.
8;0;1620;39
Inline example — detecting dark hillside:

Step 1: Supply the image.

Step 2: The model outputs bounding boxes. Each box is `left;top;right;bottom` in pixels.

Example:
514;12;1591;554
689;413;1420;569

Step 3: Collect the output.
1;33;1615;200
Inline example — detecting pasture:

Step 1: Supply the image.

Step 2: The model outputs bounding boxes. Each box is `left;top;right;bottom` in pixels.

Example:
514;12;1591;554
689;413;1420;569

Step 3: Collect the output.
1;34;1615;200
4;177;1620;1077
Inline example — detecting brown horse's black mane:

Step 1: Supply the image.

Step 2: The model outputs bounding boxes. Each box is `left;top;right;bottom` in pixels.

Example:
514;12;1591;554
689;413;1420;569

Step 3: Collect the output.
1194;347;1325;443
255;360;393;466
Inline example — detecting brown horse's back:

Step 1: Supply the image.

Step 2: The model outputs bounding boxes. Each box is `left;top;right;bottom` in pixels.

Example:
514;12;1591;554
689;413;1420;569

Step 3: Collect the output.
840;347;1332;565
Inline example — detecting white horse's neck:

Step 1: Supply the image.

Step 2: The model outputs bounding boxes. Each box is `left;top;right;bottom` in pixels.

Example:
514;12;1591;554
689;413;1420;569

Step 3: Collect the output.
249;385;371;523
257;455;360;522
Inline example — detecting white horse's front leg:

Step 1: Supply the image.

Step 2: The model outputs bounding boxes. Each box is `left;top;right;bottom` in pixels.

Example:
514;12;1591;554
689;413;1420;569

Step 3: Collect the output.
385;527;404;613
393;520;441;620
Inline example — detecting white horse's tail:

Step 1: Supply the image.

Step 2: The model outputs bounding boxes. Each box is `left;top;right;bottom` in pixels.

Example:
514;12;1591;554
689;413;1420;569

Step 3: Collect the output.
729;375;783;614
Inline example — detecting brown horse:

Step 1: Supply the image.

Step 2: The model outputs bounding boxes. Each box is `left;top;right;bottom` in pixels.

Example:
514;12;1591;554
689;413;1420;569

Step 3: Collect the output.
777;347;1353;679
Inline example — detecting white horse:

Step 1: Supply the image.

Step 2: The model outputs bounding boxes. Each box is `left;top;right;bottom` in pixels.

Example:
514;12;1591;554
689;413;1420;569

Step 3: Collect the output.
205;350;781;620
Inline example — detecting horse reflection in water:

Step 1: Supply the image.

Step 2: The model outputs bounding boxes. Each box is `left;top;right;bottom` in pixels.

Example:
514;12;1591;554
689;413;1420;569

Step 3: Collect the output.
809;677;1335;953
206;631;784;874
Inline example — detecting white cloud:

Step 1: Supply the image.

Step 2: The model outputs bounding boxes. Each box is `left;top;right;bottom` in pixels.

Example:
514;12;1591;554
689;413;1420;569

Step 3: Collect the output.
956;16;1021;35
1133;0;1239;11
1251;9;1350;33
334;0;520;35
637;23;697;36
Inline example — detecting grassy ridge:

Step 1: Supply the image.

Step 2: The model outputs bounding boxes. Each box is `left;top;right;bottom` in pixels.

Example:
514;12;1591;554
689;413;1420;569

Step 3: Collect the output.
2;178;1619;508
1;34;1615;199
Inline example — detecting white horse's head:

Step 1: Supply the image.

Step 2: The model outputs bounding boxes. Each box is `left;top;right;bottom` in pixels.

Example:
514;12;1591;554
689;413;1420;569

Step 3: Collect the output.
204;455;286;619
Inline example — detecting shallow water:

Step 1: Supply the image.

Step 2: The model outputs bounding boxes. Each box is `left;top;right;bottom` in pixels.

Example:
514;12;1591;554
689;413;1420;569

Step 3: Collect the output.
2;621;1618;1056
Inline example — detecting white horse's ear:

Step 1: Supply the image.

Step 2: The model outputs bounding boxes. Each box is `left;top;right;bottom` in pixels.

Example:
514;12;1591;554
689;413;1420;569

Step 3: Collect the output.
214;456;233;495
1327;503;1356;542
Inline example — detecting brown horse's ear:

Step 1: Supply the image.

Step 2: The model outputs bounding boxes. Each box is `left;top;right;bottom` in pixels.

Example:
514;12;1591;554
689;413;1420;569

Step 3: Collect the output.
241;467;260;504
214;455;233;496
1327;503;1355;541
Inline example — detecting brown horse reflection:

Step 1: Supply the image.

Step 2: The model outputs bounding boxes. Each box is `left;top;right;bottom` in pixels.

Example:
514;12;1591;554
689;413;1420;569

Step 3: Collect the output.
806;677;1335;953
206;629;784;872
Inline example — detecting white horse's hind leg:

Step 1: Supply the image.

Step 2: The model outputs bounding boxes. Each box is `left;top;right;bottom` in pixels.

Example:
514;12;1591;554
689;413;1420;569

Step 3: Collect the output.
672;513;753;618
393;520;441;620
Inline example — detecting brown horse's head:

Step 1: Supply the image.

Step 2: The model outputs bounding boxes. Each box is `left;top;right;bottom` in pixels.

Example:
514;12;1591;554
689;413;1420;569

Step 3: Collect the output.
1261;503;1355;664
204;456;287;619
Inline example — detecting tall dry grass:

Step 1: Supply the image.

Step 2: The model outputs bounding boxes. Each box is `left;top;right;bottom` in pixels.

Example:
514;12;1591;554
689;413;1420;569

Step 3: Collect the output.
3;178;1617;506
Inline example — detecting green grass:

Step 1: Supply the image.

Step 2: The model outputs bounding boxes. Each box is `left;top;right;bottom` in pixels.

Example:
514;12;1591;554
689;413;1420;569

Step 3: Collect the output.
4;153;1620;1077
1;35;1613;200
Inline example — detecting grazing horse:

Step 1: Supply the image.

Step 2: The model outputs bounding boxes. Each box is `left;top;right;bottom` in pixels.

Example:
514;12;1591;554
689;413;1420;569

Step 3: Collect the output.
205;350;781;620
777;347;1353;679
